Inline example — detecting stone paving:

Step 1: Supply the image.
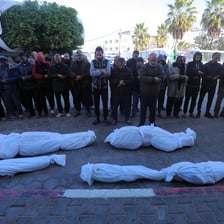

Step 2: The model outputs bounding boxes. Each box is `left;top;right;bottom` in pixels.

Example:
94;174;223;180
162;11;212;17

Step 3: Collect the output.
0;107;224;223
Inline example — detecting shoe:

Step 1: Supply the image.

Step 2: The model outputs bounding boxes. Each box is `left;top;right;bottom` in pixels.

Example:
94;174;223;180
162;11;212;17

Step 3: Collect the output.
182;113;187;118
66;113;71;118
214;113;218;118
93;119;100;125
0;117;7;121
126;120;132;125
8;116;16;121
17;114;24;119
111;120;117;125
73;111;80;117
56;113;63;118
204;112;213;118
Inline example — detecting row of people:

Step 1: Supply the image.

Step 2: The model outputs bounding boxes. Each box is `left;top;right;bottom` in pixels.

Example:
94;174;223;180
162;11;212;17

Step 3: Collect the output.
0;48;223;126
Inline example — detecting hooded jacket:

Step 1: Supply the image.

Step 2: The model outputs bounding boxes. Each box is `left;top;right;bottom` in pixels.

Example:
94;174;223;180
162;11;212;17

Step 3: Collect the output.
32;54;51;87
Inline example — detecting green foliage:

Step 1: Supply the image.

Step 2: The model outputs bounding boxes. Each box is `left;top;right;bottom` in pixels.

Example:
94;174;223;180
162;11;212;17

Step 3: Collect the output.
165;0;197;40
201;0;224;38
156;24;169;48
1;0;84;53
132;23;150;51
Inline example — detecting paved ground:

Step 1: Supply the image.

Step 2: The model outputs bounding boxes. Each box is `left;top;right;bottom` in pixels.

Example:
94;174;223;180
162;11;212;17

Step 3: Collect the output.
0;105;224;223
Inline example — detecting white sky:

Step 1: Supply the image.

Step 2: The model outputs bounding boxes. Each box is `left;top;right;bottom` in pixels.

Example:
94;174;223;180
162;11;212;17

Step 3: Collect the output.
10;0;207;49
41;0;207;40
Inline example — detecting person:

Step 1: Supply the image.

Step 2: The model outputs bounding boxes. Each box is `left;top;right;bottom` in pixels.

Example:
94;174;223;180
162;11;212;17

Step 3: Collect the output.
44;55;55;116
166;56;188;118
126;50;140;117
213;62;224;118
110;57;133;124
182;51;203;118
32;53;52;118
69;50;92;117
109;55;120;112
196;52;223;118
0;56;23;120
49;54;71;118
138;53;165;126
90;46;111;125
157;54;169;118
17;53;36;118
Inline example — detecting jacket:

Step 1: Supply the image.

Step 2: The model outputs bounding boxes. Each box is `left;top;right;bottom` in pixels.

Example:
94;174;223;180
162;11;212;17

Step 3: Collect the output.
139;63;165;96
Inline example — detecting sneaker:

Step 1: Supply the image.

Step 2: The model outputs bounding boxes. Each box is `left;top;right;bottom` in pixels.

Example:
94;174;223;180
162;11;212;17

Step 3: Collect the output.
126;120;132;125
66;113;71;118
56;113;63;118
111;120;117;125
17;114;24;119
0;117;7;121
204;112;213;119
8;116;16;121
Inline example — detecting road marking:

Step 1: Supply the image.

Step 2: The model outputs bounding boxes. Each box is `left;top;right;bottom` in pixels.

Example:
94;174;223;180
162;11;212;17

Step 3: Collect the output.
63;188;155;198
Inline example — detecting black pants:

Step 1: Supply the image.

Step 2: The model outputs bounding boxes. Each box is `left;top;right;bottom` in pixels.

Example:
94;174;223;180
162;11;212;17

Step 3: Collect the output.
139;94;157;125
197;85;216;114
158;87;166;113
112;93;131;122
0;96;5;117
183;86;199;114
21;88;36;114
55;89;70;113
214;85;224;114
93;88;108;120
72;85;91;112
166;97;183;116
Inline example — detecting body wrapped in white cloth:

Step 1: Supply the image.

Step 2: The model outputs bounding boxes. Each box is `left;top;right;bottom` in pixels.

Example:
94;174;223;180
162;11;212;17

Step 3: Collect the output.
0;154;66;176
81;161;224;186
0;131;96;158
104;125;196;152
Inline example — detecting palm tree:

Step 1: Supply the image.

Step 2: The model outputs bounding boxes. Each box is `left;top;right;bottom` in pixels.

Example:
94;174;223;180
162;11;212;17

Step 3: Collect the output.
132;23;150;51
165;0;197;50
156;23;169;48
201;0;224;39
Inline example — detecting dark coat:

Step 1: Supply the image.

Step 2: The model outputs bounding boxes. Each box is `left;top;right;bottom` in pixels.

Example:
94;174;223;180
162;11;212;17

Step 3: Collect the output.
139;63;165;96
110;66;133;95
49;62;70;92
